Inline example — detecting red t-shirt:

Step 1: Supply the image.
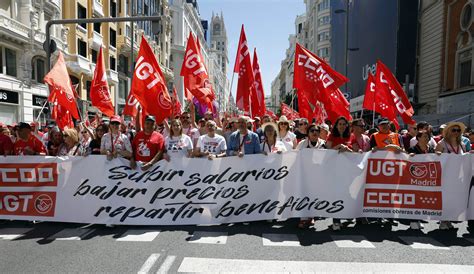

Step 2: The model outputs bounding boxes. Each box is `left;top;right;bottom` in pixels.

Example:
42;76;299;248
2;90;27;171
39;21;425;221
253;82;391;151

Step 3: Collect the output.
0;134;13;155
132;131;165;162
327;134;351;148
13;135;46;155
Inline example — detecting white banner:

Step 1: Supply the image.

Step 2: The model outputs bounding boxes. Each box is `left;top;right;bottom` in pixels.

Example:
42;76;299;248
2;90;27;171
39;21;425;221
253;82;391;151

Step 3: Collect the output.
0;151;472;225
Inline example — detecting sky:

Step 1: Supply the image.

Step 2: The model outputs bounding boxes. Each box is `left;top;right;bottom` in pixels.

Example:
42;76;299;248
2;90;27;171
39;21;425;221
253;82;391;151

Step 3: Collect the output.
197;0;306;98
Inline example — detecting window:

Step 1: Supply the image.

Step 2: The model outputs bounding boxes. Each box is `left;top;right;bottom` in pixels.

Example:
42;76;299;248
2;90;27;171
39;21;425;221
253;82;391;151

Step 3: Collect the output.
318;47;329;58
110;56;116;71
319;16;330;26
110;28;116;47
458;49;472;88
213;23;220;35
94;23;101;33
118;0;122;14
31;57;46;83
144;3;149;15
110;0;117;18
317;0;329;12
119;78;127;100
78;39;87;57
86;81;92;101
118;54;128;74
318;31;330;42
298;23;302;34
91;49;98;64
77;4;87;29
5;47;17;77
461;3;472;30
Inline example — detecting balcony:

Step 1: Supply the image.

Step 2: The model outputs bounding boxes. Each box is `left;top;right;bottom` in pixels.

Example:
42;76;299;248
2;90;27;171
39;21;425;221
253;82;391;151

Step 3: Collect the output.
117;35;139;55
45;0;61;11
93;0;105;17
66;54;91;75
107;70;119;84
0;14;29;43
89;31;103;51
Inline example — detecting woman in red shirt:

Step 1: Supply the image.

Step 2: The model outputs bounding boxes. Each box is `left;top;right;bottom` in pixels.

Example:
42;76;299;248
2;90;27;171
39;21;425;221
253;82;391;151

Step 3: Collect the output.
326;117;352;153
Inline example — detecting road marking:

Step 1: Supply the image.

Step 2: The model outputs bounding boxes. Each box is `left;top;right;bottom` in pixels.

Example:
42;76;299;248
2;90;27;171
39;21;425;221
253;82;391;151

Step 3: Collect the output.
177;258;474;272
0;228;32;240
137;253;160;274
398;236;449;250
331;235;376;248
116;230;160;242
187;231;228;244
262;233;300;247
156;255;176;274
47;228;94;241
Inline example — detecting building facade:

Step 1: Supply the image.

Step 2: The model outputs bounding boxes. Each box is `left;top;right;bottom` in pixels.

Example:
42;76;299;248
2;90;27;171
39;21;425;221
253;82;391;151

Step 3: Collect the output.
0;0;64;124
209;12;229;113
417;0;474;127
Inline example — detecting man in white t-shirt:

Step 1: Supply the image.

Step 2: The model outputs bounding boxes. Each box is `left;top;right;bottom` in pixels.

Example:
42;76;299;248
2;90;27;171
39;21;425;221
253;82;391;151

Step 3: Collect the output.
195;120;227;160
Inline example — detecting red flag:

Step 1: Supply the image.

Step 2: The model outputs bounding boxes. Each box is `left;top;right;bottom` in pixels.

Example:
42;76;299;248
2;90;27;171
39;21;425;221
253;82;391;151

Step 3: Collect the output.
180;32;215;106
363;72;397;122
323;88;351;122
122;92;140;118
233;25;255;112
280;102;300;120
43;52;80;119
172;87;182;116
362;72;377;110
130;35;172;123
376;60;416;125
265;109;278;121
252;48;266;118
49;91;74;130
90;47;115;117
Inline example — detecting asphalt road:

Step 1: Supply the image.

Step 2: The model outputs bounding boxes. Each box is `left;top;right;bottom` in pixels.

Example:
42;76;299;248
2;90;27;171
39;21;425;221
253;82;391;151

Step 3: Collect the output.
1;219;473;273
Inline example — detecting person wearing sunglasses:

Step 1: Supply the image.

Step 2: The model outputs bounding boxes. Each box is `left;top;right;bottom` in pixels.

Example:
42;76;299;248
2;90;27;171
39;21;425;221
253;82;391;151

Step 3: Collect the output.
296;124;326;150
260;122;286;155
89;123;108;155
179;111;200;148
57;128;87;156
277;116;297;151
195;120;227;160
294;118;309;143
370;118;404;153
130;115;165;171
227;116;261;157
350;119;370;152
100;115;132;161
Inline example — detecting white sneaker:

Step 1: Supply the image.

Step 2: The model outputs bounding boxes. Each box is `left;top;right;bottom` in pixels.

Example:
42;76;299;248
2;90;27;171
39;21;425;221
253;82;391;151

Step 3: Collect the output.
439;221;453;230
332;222;341;231
410;221;423;230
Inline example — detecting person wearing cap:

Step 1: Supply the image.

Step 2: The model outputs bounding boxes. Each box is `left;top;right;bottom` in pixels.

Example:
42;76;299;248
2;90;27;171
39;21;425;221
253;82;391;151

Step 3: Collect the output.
260;122;286;155
130;115;165;170
277;116;297;151
409;121;437;149
164;119;193;160
195;120;227;160
370;118;404;153
0;123;13;156
227;116;261;157
253;117;261;132
101;115;132;161
319;123;330;141
434;124;446;143
13;122;47;156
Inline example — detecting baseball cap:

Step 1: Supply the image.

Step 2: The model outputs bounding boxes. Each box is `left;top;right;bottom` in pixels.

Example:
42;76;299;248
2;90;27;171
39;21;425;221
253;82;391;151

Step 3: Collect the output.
320;123;329;132
378;118;390;125
145;115;156;122
110;115;122;124
18;122;32;130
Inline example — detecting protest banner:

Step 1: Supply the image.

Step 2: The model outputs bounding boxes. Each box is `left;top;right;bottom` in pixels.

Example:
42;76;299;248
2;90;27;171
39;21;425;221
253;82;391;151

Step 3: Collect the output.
0;151;472;225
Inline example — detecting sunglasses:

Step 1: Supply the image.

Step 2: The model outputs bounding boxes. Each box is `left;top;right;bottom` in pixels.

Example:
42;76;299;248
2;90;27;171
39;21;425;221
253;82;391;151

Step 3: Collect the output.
63;134;69;137
309;129;320;133
181;116;191;119
81;131;88;134
110;122;120;126
451;128;461;133
300;123;308;126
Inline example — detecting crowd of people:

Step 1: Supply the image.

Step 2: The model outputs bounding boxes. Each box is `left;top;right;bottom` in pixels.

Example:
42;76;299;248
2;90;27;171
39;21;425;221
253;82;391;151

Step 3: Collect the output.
1;109;474;232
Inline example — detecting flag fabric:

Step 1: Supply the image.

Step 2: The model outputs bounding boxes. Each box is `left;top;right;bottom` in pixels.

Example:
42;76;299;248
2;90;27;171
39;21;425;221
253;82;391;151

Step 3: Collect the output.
362;72;377;111
376;60;416;125
265;109;278;121
43;52;80;119
233;25;255;112
280;102;300;120
180;32;215;106
129;35;172;123
172;87;182;116
293;43;349;123
362;72;398;125
49;90;74;130
252;48;266;118
122;92;140;118
90;47;115;117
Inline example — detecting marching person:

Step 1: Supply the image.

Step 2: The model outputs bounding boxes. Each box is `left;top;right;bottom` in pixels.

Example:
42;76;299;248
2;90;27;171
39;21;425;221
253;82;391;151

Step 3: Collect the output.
0;123;13;156
130;115;166;171
88;123;108;155
180;111;200;147
227;116;261;157
326;116;353;153
370;118;404;153
256;114;272;143
350;119;370;152
57;128;88;156
13;122;47;156
46;126;63;156
194;120;227;160
260;122;286;155
294;118;309;143
319;123;330;141
164;119;193;160
296;124;326;150
277;116;297;151
100;115;132;161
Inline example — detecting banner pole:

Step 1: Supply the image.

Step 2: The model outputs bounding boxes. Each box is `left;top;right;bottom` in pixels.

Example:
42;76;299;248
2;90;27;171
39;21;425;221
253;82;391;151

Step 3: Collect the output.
229;72;235;113
372;101;376;128
35;100;49;122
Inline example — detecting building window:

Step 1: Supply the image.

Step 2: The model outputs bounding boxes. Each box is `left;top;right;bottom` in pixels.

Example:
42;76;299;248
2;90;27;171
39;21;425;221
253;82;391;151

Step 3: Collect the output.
317;0;330;12
318;47;329;58
94;23;101;33
118;0;122;14
110;28;116;47
110;56;116;71
144;3;149;15
77;3;87;29
78;39;87;57
3;47;17;77
298;23;302;34
458;50;472;88
119;78;127;100
318;31;330;42
31;56;46;83
86;81;92;101
118;54;128;74
319;16;330;26
110;0;117;17
91;49;98;64
213;23;221;35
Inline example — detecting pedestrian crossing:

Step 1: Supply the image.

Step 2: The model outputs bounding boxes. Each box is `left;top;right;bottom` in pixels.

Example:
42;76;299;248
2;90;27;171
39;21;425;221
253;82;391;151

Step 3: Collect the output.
0;226;473;251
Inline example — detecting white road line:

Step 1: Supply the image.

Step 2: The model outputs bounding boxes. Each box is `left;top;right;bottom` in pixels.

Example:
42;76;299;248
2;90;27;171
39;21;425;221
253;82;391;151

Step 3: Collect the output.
177;258;474;272
47;228;94;241
262;233;300;247
0;228;32;240
156;255;176;274
398;236;450;250
137;253;160;274
187;231;228;244
116;230;160;242
331;235;376;248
